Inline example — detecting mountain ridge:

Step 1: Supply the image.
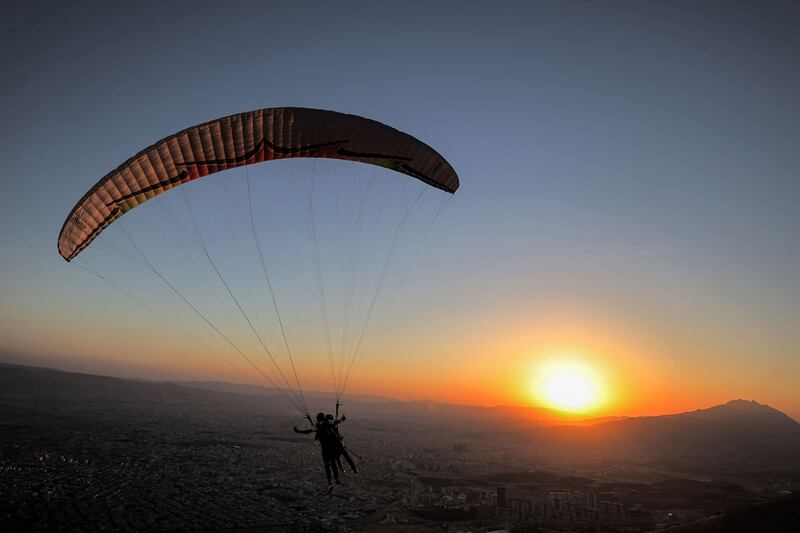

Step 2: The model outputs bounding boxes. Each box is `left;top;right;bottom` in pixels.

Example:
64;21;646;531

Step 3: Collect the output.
2;360;795;424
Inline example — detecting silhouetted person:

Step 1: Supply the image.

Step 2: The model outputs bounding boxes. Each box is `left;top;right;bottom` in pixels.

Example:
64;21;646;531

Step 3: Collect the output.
325;413;358;474
293;412;349;487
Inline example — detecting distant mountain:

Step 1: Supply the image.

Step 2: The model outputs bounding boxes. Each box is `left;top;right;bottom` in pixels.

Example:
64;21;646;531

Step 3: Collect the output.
169;380;608;426
170;380;390;404
653;493;800;533
164;380;593;428
0;363;542;422
486;403;627;426
3;362;799;474
533;399;800;470
336;398;580;426
0;363;598;427
0;362;293;416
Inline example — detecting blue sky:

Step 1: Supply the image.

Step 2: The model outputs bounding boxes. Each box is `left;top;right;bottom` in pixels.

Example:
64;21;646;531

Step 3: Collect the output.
1;1;798;416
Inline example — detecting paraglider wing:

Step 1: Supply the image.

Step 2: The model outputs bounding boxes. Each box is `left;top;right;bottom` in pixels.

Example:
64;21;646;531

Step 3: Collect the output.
58;107;459;261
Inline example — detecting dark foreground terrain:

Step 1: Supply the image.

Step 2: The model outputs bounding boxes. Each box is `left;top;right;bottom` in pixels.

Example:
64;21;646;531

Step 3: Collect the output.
1;363;798;532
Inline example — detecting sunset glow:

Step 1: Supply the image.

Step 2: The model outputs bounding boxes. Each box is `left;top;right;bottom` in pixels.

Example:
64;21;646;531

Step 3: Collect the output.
533;358;605;413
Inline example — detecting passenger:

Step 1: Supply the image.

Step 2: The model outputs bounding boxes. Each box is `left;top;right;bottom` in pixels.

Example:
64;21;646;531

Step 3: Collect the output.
325;413;358;474
293;412;348;487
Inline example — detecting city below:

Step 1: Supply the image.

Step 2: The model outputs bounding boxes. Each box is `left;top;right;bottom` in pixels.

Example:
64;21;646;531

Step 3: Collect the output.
2;362;798;532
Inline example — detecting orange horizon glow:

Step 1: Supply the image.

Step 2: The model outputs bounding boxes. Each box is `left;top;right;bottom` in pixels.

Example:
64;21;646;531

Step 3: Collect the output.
3;307;799;422
3;344;798;421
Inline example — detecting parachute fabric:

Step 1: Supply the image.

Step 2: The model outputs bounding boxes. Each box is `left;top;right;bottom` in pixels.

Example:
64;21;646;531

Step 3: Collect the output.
58;107;459;262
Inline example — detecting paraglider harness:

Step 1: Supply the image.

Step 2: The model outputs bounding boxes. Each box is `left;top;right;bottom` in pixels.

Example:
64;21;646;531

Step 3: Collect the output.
303;402;362;460
335;402;362;460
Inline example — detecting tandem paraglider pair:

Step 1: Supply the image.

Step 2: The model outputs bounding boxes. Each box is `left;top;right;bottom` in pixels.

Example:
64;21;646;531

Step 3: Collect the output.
294;411;358;489
57;106;459;488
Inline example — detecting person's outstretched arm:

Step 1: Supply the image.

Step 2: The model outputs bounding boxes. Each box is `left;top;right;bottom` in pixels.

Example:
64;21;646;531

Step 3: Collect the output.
293;426;314;434
334;415;346;426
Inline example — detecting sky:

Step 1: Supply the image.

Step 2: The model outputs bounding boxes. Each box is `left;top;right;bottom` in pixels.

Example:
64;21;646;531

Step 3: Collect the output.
1;0;799;419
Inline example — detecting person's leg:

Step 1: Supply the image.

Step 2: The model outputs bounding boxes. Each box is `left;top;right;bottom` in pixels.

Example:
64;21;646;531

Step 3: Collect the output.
324;461;333;484
340;448;358;473
321;449;332;484
336;455;345;473
324;447;340;483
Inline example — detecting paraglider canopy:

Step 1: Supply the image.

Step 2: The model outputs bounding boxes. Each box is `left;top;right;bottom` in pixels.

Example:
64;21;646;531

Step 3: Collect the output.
58;107;459;262
58;106;458;420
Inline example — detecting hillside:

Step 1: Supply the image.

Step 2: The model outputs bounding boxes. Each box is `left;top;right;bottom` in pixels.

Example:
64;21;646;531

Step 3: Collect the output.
3;362;799;475
531;400;800;470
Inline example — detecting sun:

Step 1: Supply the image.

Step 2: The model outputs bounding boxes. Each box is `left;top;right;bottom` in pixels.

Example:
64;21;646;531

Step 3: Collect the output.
533;358;604;413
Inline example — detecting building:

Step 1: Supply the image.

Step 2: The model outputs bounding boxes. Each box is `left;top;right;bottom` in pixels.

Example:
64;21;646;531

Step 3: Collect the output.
509;497;533;522
496;486;507;508
583;489;598;511
599;500;625;520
